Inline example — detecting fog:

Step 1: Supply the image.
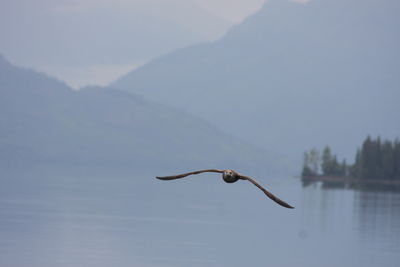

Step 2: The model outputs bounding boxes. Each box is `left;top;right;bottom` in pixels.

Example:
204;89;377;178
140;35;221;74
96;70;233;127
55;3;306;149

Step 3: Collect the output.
1;0;399;266
0;0;265;88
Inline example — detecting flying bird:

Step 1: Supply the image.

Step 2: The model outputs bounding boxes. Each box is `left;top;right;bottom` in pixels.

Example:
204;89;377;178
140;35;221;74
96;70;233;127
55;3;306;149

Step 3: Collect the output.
156;169;294;209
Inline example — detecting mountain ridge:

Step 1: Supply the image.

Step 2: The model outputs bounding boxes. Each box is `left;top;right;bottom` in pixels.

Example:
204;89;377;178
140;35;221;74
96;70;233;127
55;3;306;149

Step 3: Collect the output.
0;55;289;175
111;0;400;161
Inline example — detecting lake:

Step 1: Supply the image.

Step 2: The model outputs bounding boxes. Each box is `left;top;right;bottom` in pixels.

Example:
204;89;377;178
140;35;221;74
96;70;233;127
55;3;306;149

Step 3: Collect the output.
1;170;399;267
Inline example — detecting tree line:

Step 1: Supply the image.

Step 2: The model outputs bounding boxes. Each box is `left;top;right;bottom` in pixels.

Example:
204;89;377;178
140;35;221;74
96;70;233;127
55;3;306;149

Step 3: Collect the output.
302;137;400;180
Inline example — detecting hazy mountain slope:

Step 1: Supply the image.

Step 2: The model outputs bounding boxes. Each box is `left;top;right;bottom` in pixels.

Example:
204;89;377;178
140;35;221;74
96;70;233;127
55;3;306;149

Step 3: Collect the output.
0;0;232;88
0;0;229;68
0;55;285;174
112;0;400;161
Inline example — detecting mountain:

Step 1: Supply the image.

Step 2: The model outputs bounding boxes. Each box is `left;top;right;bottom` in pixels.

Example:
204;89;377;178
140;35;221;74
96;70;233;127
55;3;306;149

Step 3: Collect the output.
0;0;232;88
0;0;229;73
0;55;286;175
112;0;400;162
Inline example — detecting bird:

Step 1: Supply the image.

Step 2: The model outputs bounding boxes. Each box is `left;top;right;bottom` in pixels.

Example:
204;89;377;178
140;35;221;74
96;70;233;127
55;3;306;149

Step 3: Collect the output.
156;169;294;209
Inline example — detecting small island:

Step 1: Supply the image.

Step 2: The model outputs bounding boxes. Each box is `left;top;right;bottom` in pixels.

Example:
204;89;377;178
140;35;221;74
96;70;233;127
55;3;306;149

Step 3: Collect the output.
301;137;400;189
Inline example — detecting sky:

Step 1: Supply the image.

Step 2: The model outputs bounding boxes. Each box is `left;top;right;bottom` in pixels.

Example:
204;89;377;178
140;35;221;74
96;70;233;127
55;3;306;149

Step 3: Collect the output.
0;0;268;88
52;0;268;24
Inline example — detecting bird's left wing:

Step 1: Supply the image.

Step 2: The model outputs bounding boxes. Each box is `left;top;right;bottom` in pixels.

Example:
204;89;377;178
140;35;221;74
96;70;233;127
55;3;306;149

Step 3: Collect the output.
239;175;294;209
156;169;223;180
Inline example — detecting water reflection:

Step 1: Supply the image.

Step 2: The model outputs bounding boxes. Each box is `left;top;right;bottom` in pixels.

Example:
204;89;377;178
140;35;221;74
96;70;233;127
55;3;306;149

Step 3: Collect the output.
302;179;400;267
355;189;400;250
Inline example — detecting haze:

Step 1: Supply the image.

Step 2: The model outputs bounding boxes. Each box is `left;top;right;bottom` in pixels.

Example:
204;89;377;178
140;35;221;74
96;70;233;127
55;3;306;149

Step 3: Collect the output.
0;0;266;88
1;1;399;266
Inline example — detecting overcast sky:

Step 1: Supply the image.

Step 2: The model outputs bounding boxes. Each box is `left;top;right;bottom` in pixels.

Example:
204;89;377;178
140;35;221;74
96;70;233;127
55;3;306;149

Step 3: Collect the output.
0;0;308;88
47;0;268;23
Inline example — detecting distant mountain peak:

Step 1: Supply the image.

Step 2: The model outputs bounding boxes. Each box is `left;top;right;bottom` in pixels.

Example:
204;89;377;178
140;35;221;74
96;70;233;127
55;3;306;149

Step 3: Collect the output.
111;0;400;162
0;55;71;92
0;53;284;174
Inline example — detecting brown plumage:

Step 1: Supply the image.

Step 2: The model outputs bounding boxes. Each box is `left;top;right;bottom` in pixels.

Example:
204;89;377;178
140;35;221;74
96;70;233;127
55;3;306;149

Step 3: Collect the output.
156;169;294;209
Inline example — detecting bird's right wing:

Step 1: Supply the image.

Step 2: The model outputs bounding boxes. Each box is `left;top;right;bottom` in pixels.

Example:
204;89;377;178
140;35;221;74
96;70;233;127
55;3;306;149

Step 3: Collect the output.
156;169;223;180
239;175;294;209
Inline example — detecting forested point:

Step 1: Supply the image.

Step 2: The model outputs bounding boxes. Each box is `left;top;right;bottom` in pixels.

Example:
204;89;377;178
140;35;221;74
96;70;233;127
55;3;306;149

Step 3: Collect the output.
302;137;400;180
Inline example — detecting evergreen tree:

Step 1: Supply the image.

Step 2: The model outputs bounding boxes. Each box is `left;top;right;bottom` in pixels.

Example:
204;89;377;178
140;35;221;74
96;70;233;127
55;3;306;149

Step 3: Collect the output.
350;149;361;178
360;136;373;179
302;151;312;177
381;140;395;179
340;159;347;176
309;148;320;175
301;149;320;177
354;136;398;180
322;146;333;175
331;155;340;176
301;137;400;180
394;139;400;179
375;137;384;179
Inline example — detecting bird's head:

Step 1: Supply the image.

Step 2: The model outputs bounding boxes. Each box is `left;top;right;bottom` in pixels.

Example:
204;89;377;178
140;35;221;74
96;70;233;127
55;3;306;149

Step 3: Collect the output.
222;169;239;183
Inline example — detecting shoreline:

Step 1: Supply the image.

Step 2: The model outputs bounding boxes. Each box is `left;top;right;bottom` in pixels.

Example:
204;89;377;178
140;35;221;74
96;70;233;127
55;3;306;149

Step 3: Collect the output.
301;175;400;186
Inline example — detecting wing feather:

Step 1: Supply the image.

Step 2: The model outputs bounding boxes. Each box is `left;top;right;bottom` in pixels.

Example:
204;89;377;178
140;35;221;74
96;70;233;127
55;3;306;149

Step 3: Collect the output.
239;175;294;209
156;169;223;180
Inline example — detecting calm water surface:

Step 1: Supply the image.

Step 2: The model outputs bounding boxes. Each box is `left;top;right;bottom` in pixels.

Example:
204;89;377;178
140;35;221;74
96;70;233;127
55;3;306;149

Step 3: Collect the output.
1;171;399;267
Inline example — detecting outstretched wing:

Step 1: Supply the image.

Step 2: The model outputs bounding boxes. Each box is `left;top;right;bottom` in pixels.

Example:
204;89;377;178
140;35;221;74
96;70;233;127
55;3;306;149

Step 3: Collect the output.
156;169;223;180
239;175;294;209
